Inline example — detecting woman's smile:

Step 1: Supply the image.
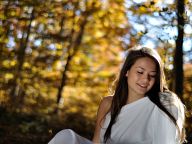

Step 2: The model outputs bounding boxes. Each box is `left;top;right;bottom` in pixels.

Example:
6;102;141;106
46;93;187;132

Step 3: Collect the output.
126;57;157;98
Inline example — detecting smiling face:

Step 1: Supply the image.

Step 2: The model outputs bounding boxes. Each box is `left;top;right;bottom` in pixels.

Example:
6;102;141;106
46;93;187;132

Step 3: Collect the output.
126;57;157;98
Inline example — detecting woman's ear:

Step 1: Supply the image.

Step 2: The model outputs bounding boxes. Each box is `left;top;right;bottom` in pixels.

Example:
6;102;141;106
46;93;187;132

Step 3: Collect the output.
125;71;129;77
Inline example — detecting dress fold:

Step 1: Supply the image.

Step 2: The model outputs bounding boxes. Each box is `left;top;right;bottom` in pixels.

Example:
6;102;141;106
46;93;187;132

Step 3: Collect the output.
48;96;179;144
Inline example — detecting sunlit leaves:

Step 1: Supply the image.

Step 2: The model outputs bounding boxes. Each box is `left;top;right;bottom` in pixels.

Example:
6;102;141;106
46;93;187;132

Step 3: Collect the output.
0;0;191;143
2;60;16;68
5;73;14;81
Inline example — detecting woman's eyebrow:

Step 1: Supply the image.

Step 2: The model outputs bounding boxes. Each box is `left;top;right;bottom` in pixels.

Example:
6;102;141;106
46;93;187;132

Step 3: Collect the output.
136;66;157;72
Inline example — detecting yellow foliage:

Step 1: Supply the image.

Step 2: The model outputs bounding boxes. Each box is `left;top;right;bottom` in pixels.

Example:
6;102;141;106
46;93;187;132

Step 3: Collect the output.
5;73;14;80
32;67;37;73
2;60;10;68
94;30;105;38
139;7;147;13
23;62;31;68
97;10;105;18
2;60;17;68
55;43;62;50
97;70;113;77
0;13;5;20
34;83;40;89
53;60;63;70
83;35;92;42
0;90;8;102
69;107;79;113
103;19;109;27
66;10;73;17
137;31;144;37
10;60;16;66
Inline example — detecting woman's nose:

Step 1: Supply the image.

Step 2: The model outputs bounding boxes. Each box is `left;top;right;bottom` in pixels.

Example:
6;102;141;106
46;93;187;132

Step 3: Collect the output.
142;74;150;82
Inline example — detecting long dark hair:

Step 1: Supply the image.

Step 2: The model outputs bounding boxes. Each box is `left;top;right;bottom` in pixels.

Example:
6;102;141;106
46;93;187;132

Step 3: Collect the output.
103;46;183;142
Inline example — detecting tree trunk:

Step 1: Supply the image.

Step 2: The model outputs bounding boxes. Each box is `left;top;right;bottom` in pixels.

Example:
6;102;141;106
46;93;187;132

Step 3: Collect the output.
54;14;88;113
173;0;185;100
10;8;35;101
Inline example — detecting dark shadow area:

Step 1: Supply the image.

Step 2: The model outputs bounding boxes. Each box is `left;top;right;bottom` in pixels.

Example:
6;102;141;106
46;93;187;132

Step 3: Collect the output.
0;106;95;144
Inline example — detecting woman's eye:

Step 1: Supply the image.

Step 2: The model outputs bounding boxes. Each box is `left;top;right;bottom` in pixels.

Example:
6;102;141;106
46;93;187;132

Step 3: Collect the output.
149;75;156;78
137;71;143;74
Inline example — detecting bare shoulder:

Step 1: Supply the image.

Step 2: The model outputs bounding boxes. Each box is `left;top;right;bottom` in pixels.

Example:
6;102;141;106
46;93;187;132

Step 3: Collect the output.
97;96;113;121
101;96;113;105
99;96;113;113
92;96;113;142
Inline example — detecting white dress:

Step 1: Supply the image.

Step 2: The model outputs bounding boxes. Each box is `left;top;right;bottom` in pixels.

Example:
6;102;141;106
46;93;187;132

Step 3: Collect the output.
100;96;181;144
48;129;92;144
48;96;183;144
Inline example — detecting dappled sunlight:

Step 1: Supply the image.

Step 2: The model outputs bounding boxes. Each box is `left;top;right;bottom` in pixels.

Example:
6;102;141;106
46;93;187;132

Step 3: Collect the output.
0;0;191;143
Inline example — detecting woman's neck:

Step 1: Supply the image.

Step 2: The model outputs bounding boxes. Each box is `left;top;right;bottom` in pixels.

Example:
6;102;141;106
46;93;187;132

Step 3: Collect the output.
127;94;144;104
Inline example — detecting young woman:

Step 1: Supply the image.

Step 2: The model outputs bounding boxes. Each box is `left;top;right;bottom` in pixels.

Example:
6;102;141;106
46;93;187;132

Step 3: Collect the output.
48;46;186;144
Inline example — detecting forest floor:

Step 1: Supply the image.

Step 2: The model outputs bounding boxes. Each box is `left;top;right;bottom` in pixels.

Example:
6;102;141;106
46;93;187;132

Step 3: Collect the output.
0;107;94;144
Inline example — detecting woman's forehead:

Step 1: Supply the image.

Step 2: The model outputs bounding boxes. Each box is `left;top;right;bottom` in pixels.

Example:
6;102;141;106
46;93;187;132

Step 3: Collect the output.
132;57;157;71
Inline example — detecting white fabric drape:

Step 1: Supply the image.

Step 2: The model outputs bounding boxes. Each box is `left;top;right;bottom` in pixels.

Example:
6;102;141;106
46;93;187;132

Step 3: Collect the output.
48;96;181;144
100;96;179;144
48;129;92;144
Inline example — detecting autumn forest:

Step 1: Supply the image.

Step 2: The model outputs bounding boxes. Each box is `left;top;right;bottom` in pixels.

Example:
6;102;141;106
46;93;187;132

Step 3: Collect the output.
0;0;192;143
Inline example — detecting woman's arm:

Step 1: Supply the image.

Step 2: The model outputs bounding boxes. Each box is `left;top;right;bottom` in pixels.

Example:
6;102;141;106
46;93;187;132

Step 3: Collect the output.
92;96;112;143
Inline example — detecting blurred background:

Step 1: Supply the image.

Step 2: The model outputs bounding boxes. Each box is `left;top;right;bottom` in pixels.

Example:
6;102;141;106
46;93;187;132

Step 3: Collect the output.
0;0;191;143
